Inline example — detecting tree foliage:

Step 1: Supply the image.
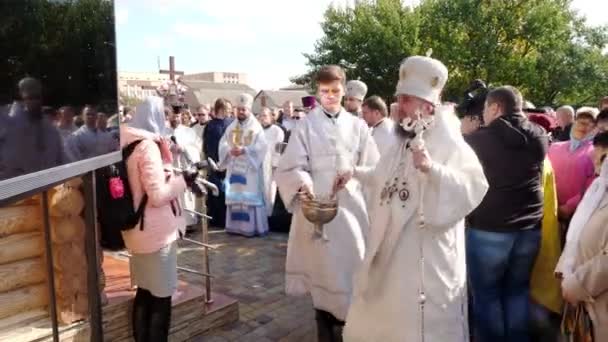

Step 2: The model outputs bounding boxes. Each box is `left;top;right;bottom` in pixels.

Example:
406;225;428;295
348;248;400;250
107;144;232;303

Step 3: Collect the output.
0;0;117;110
294;0;608;106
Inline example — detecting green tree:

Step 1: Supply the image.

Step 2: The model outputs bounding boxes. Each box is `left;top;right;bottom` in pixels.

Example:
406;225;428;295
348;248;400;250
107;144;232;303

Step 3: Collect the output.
296;0;608;106
292;0;420;102
0;0;117;108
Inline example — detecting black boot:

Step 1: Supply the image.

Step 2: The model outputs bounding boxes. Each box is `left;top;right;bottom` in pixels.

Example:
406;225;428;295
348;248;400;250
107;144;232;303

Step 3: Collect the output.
148;294;172;342
316;310;335;342
132;288;151;342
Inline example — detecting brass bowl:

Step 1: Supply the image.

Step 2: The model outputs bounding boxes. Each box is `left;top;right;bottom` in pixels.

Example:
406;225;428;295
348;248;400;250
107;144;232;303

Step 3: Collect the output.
301;197;338;240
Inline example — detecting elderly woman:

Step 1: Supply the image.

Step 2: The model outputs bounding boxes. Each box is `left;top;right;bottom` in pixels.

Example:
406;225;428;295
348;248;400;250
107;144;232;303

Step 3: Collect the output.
557;132;608;340
122;96;200;342
548;107;598;225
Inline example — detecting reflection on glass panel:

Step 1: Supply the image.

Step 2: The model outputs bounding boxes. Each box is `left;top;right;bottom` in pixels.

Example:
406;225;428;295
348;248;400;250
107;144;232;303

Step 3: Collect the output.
0;0;119;182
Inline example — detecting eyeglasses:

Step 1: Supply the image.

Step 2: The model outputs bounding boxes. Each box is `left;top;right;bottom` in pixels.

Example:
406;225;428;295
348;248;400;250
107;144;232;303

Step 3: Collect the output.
319;89;341;97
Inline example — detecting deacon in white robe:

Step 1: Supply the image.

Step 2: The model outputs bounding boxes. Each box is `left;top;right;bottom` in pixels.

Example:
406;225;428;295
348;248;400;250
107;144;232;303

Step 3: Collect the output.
275;65;379;341
258;108;285;216
343;56;488;342
219;94;270;237
166;111;201;228
361;95;398;157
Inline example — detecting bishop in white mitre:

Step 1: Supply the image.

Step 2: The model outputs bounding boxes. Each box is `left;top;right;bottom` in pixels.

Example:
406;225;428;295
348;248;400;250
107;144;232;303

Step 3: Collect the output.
258;107;285;216
275;65;379;342
343;56;488;342
218;93;270;237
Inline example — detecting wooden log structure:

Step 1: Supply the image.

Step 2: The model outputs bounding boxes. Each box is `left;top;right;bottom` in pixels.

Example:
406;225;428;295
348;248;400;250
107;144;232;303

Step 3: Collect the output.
0;258;45;293
0;284;48;320
0;232;43;265
0;205;43;237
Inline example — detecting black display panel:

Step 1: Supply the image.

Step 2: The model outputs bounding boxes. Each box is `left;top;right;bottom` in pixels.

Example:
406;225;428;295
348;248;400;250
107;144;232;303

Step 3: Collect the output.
0;0;121;200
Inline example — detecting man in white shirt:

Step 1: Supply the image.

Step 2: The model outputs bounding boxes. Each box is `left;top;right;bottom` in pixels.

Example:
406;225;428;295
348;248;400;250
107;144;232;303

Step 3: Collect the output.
361;96;397;158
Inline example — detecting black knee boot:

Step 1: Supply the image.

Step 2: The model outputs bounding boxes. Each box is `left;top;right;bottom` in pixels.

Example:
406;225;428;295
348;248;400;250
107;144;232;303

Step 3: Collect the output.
148;294;172;342
315;310;345;342
132;288;152;342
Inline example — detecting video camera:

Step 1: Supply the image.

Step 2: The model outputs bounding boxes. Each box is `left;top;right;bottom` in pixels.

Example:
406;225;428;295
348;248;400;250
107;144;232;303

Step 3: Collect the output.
456;79;489;121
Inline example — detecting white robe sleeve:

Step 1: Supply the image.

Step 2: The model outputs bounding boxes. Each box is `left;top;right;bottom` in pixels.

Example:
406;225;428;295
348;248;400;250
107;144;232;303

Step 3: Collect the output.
353;123;380;184
424;140;488;228
275;123;314;212
242;132;269;170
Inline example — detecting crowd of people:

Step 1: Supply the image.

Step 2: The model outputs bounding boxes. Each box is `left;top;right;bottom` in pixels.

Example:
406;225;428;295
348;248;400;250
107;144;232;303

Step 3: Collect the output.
3;53;608;342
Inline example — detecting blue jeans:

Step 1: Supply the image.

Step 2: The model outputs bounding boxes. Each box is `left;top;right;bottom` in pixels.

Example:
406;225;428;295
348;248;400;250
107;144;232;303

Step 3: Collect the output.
466;228;541;342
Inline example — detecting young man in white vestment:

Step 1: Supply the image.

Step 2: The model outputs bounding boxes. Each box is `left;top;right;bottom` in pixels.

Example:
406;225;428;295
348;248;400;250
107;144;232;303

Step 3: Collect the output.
361;95;398;158
218;94;270;237
275;65;379;342
166;107;201;229
258;107;285;216
342;56;489;342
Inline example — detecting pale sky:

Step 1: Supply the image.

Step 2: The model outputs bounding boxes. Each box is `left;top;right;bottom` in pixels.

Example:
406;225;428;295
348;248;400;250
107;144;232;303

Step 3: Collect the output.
115;0;606;91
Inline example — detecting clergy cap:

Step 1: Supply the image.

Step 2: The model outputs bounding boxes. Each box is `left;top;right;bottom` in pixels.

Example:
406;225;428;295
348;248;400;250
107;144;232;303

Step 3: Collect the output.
346;80;368;101
237;93;253;110
302;96;316;109
396;56;448;105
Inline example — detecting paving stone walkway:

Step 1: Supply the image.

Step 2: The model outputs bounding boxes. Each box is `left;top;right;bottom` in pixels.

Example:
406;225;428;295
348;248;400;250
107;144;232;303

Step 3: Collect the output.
178;230;317;341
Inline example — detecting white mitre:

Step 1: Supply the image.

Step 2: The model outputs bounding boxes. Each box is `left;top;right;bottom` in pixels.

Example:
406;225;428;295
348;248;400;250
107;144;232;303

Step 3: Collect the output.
346;80;368;101
395;55;448;105
237;93;254;110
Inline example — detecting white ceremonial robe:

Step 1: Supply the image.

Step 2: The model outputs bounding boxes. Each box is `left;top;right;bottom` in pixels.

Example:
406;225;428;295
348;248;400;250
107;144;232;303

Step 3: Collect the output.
343;106;489;342
262;124;285;216
191;123;205;157
275;106;380;321
219;116;270;237
371;118;398;157
167;125;201;228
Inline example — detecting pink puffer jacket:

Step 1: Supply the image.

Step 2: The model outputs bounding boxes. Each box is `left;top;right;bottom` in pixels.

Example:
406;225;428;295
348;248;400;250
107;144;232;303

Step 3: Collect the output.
119;125;187;254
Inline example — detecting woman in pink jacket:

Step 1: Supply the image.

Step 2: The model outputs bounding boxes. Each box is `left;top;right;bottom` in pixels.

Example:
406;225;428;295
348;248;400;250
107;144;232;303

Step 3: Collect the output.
548;107;597;225
120;96;197;342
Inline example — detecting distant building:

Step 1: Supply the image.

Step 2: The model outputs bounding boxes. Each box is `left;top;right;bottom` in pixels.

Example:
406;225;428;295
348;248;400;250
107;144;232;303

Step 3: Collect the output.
182;80;257;109
118;71;169;100
182;72;248;85
252;89;311;114
280;84;311;92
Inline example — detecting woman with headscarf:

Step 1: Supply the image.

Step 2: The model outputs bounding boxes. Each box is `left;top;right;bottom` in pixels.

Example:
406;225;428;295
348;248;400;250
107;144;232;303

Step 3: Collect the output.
556;132;608;341
548;107;598;227
120;96;198;342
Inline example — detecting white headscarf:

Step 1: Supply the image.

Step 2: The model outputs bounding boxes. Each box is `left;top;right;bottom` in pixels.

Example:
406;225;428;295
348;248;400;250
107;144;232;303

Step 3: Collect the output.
129;96;167;135
556;156;608;275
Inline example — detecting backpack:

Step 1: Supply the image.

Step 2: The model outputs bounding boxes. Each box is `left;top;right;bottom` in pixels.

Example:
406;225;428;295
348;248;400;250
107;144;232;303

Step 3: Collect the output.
98;139;148;250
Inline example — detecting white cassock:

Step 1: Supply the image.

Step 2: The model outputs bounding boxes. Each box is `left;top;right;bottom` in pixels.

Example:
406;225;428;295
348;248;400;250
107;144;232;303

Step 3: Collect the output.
167;124;201;227
370;118;398;157
275;106;380;321
219;115;270;236
343;106;488;342
191;123;205;157
262;124;285;216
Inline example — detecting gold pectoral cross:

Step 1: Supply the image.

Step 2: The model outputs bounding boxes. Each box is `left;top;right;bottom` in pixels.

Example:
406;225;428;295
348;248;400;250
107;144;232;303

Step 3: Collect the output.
230;125;243;147
230;126;254;147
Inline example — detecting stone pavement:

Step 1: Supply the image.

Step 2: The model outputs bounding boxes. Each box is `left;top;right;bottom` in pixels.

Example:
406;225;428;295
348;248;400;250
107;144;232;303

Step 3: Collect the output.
178;231;317;341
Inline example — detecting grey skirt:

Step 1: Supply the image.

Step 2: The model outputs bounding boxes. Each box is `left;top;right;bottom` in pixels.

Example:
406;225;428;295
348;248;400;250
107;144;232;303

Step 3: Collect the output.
129;241;178;298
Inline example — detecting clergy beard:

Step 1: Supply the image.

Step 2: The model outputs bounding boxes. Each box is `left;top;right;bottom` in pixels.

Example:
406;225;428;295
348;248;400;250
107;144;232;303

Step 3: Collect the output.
394;121;416;141
262;124;271;129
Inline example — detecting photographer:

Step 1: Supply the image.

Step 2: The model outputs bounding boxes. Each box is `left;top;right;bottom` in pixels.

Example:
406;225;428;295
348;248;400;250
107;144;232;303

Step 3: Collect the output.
456;80;488;136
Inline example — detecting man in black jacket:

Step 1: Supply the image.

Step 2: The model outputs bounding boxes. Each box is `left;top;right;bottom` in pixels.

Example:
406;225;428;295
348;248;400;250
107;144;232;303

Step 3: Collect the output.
465;86;549;342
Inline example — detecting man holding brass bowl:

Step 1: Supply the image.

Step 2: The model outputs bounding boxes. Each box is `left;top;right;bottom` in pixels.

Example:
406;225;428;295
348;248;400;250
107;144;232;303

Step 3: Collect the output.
275;65;380;342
